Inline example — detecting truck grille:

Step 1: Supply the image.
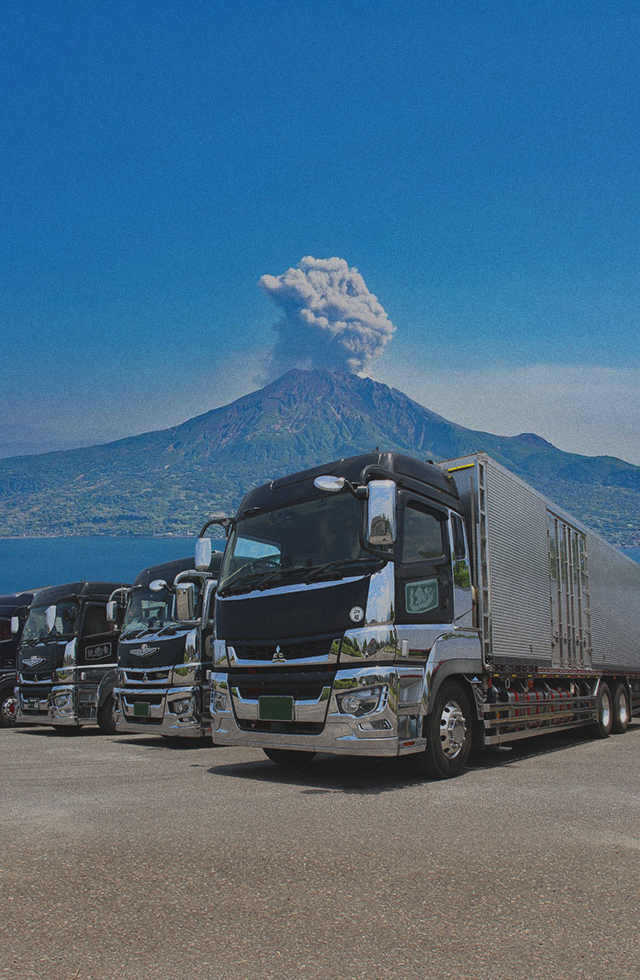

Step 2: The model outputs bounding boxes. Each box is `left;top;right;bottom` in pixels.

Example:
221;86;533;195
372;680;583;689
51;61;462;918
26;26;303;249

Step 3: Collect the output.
121;667;171;685
231;635;337;662
19;672;51;684
230;671;332;702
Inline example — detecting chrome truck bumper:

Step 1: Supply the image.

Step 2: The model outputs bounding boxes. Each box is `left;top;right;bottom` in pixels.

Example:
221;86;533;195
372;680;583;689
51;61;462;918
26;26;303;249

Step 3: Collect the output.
16;685;82;727
114;685;210;737
210;665;428;757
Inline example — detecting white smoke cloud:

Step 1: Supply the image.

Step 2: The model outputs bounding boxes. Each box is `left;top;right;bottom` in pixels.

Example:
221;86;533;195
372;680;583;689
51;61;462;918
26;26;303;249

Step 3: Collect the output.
258;256;396;378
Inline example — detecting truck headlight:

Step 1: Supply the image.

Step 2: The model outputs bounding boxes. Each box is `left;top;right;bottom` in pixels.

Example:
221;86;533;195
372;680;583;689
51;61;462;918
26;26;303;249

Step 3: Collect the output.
52;689;73;711
212;689;228;712
173;696;195;716
336;686;386;717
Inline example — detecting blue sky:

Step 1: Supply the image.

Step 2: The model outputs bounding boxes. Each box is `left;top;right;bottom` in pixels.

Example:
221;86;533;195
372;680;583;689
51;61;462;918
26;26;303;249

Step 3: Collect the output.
2;0;639;462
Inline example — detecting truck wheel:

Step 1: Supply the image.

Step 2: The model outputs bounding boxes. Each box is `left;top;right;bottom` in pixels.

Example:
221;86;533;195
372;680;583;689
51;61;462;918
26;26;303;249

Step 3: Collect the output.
413;681;472;779
611;683;630;734
97;693;117;735
0;687;16;727
263;748;316;768
591;683;613;739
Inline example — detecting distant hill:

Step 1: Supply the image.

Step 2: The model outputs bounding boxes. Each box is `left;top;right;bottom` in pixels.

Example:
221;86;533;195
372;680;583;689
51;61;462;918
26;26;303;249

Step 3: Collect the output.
0;369;639;545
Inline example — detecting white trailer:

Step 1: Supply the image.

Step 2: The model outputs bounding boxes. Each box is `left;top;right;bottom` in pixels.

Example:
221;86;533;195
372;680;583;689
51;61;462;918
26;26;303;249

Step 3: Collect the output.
444;452;640;745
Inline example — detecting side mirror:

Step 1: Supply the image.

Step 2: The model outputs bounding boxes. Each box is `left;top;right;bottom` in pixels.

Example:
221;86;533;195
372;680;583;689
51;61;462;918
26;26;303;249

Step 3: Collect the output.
175;583;196;621
149;579;169;593
10;616;20;635
195;537;212;572
106;601;118;624
367;480;397;547
46;604;57;633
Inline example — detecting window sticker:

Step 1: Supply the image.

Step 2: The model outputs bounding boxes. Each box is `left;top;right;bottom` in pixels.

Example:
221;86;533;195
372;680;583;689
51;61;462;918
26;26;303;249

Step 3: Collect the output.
405;578;439;615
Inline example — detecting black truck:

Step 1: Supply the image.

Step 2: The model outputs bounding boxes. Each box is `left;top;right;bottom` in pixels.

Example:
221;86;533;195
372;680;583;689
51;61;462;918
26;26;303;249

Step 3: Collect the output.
114;553;222;737
15;581;128;733
0;591;35;726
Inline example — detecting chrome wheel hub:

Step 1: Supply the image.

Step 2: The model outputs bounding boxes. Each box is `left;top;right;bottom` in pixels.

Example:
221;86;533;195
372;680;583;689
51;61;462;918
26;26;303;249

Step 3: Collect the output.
1;695;17;725
619;692;629;725
601;692;612;728
439;700;467;759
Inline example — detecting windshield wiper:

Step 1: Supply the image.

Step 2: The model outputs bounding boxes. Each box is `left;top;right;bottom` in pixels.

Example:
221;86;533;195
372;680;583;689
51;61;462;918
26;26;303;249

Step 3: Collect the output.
155;624;180;635
218;569;281;596
121;625;160;638
301;557;384;583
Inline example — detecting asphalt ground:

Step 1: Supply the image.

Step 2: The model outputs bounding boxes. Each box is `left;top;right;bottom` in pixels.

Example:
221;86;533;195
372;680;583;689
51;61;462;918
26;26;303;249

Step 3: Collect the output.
1;722;640;980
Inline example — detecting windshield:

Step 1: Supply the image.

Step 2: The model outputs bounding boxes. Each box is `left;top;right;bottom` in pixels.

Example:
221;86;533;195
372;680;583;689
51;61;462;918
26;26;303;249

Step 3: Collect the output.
218;492;383;595
122;589;175;635
121;578;206;636
22;601;78;644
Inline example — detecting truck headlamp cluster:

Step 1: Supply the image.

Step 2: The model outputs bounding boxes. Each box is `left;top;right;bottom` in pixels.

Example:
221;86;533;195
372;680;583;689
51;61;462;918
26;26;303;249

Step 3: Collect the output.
52;689;73;713
336;686;386;718
212;690;228;713
173;696;195;717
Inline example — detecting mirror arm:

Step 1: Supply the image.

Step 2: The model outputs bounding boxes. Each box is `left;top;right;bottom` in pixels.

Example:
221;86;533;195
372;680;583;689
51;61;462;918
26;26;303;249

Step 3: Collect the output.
199;516;234;538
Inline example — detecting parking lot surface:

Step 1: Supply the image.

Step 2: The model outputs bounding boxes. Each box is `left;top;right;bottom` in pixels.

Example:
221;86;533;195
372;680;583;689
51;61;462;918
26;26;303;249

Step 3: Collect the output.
2;723;640;980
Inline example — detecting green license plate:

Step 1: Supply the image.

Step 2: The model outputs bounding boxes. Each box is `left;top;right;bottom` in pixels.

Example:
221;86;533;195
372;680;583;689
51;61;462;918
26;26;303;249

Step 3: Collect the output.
133;701;150;717
259;696;293;722
26;699;39;710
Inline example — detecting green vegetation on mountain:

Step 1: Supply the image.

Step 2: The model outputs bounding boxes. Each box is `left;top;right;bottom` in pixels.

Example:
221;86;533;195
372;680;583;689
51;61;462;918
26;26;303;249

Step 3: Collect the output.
0;369;638;546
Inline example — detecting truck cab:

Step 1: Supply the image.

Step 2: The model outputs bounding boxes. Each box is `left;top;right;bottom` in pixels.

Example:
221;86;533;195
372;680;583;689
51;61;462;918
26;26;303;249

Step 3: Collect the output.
15;581;128;733
114;553;222;737
209;451;479;776
0;591;35;726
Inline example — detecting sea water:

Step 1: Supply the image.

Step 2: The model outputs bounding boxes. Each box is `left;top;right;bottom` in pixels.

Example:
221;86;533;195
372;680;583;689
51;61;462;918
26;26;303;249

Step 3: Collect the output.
0;537;226;595
0;536;638;598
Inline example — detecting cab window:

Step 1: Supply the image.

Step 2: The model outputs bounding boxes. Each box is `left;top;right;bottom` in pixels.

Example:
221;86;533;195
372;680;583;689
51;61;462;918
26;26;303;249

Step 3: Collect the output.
82;604;109;637
396;496;452;624
402;504;445;563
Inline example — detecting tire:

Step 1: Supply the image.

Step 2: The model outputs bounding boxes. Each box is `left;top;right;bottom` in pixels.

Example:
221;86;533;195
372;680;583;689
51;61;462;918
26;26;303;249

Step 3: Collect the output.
591;683;613;739
611;682;630;734
97;693;117;735
263;747;316;768
413;681;472;779
0;686;16;727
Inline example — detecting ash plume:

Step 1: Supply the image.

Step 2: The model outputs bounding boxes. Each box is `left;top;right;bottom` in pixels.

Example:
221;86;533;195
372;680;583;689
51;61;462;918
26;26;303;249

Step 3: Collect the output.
258;256;396;379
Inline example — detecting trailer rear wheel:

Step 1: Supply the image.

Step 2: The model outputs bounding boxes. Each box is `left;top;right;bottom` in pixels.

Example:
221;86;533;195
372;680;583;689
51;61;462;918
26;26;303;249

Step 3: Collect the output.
611;683;630;734
591;683;613;739
413;681;472;780
263;748;316;768
97;693;117;735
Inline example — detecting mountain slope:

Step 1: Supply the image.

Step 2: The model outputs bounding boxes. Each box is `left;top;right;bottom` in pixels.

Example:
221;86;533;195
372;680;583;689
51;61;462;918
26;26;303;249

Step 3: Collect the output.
0;369;638;544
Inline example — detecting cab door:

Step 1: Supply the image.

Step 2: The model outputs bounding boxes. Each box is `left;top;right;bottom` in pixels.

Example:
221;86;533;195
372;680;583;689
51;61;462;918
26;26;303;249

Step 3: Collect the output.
76;603;117;671
395;494;453;625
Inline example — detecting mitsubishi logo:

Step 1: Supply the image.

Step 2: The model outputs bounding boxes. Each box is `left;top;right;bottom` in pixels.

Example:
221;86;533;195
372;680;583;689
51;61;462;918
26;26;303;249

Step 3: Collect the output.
272;645;286;663
131;644;159;660
23;655;46;668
